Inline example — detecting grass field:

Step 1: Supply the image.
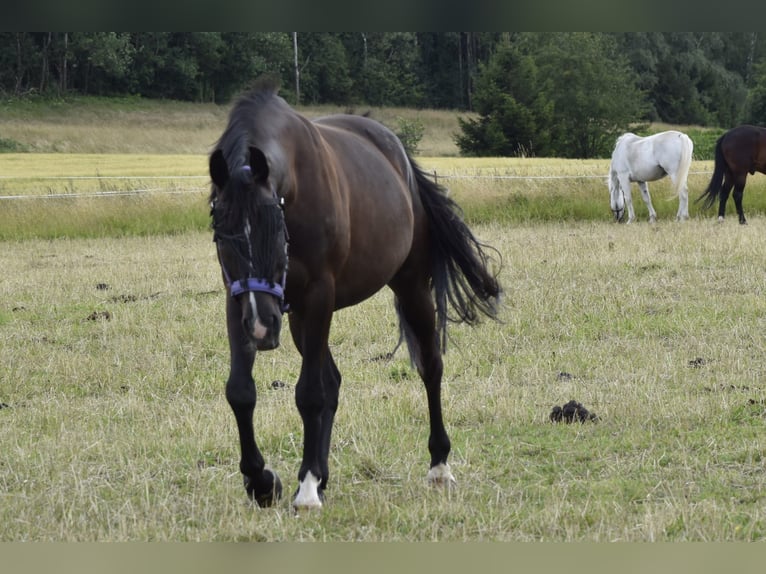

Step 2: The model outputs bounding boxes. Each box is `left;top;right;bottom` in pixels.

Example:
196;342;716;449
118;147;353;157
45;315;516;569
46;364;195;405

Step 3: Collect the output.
5;151;766;240
3;96;766;542
3;218;766;541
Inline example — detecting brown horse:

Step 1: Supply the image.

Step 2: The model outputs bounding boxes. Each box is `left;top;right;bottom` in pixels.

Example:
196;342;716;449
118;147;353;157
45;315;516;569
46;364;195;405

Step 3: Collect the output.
698;125;766;224
208;78;501;509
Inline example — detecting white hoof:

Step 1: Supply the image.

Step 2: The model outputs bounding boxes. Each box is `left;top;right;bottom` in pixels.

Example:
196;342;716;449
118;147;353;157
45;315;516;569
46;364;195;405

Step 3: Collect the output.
427;462;456;488
293;470;323;510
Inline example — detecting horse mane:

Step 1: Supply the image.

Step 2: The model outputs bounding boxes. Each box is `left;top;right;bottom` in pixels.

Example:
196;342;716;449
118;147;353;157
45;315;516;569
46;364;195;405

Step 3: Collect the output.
613;132;635;152
238;74;282;104
213;75;286;174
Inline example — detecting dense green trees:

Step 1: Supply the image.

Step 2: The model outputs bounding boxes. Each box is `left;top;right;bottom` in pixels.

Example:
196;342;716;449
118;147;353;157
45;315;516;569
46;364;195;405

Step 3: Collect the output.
456;33;647;157
1;32;765;157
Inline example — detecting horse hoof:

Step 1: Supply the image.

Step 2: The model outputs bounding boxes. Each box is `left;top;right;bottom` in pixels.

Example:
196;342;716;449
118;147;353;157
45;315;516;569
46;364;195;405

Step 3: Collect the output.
427;462;457;488
245;468;283;507
292;470;324;510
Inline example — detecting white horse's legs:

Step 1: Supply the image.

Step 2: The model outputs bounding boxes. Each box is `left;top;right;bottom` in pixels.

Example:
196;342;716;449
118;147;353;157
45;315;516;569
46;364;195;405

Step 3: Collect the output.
617;175;637;223
676;184;690;221
637;181;657;223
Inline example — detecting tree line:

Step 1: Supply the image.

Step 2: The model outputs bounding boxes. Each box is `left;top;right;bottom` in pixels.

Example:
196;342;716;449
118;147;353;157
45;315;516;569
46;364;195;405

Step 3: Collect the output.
2;32;766;157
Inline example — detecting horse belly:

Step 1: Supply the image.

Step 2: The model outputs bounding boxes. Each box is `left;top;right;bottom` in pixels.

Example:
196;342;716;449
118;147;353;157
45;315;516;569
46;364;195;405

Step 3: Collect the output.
334;216;413;309
631;164;666;182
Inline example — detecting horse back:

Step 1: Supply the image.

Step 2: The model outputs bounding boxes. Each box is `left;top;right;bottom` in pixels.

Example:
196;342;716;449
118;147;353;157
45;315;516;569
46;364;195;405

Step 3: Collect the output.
721;125;766;174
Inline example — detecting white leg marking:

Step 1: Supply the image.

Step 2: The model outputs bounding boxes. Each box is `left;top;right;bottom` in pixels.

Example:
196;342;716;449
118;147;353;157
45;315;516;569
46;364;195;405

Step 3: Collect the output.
293;470;323;509
427;462;456;488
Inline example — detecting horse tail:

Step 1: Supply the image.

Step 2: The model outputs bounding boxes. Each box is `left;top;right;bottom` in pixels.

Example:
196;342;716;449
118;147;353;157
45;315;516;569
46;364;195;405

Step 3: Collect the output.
674;133;693;197
698;133;726;209
407;159;502;353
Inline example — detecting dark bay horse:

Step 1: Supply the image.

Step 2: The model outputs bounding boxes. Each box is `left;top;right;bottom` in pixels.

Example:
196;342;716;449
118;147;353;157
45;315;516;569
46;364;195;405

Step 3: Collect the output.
697;125;766;224
208;79;501;509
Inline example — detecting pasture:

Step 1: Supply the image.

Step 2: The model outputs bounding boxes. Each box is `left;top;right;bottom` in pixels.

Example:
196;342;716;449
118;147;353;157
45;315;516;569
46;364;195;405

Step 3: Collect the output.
3;98;766;542
3;216;766;540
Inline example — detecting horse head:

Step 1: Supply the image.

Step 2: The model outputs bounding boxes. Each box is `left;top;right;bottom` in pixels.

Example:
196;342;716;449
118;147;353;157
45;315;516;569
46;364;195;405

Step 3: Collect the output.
209;146;288;350
608;171;625;222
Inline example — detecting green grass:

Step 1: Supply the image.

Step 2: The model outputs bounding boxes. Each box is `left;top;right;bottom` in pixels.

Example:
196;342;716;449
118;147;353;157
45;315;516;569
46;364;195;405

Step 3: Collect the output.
2;96;766;542
3;220;766;540
5;152;766;240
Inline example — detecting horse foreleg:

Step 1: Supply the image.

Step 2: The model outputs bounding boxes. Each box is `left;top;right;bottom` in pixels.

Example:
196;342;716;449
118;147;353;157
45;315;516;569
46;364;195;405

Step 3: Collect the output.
617;175;636;223
224;299;282;507
637;181;657;223
733;182;747;224
291;287;335;510
288;312;341;509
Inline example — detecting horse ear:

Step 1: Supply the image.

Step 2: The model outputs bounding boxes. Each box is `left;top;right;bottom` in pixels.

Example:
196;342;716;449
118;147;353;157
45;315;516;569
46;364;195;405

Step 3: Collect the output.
209;149;229;188
248;147;270;181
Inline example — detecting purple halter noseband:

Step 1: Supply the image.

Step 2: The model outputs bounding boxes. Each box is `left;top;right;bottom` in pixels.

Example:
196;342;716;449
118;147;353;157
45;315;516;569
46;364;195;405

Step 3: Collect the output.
229;277;285;299
213;165;289;313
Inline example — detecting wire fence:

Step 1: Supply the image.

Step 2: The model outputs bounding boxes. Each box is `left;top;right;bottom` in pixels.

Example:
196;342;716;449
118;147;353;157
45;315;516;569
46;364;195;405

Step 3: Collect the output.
0;175;209;201
0;169;716;201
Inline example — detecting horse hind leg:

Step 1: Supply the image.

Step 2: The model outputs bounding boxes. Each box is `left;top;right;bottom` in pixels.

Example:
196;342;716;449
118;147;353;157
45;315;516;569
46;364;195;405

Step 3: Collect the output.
392;284;455;488
673;176;690;221
717;176;735;223
732;179;748;224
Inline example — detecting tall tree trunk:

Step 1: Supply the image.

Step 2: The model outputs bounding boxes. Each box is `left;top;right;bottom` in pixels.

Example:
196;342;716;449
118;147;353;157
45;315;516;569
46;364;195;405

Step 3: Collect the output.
293;32;300;105
14;33;24;95
60;32;68;94
458;33;464;108
746;32;759;86
39;32;51;93
465;32;474;110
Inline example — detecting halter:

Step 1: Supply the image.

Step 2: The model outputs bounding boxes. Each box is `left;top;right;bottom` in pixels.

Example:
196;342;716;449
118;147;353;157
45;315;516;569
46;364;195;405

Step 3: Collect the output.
213;166;290;313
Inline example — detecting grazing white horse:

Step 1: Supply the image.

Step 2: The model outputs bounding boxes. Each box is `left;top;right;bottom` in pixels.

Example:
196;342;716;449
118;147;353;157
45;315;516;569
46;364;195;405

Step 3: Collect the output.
608;130;694;223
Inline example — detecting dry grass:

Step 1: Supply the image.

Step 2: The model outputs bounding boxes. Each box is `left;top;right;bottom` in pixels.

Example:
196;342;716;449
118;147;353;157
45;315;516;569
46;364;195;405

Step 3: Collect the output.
0;98;466;157
3;219;766;540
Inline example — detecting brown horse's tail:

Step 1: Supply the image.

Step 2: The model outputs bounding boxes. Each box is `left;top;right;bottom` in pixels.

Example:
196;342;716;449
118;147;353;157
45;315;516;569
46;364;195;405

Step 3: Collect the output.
408;160;502;352
697;134;726;209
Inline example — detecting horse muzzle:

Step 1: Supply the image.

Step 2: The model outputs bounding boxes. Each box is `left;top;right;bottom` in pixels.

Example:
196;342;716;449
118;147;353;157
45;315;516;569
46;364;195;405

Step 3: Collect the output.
244;312;281;350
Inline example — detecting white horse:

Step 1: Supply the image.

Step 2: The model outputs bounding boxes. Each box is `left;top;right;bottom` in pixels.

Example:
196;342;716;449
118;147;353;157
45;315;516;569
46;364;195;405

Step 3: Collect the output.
608;130;694;223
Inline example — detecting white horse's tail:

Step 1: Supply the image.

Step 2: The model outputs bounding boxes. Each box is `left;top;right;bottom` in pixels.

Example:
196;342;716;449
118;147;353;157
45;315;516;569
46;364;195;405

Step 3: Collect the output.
673;133;693;197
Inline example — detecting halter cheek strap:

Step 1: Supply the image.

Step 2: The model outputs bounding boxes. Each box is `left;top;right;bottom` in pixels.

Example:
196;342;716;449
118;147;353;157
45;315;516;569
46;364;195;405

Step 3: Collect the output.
214;165;290;313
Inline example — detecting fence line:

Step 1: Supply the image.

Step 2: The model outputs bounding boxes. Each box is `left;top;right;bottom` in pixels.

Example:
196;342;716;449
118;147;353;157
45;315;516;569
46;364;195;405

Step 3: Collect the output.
0;187;208;201
0;175;208;181
429;169;713;182
0;169;715;201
